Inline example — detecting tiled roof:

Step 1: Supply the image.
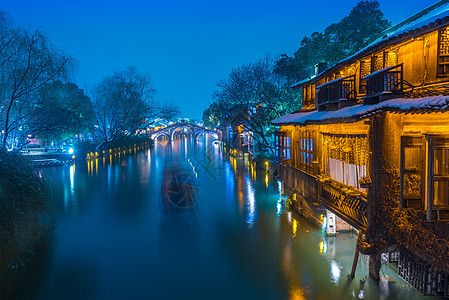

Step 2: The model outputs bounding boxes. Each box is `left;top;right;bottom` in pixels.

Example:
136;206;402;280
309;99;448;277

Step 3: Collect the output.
404;83;449;98
272;95;449;126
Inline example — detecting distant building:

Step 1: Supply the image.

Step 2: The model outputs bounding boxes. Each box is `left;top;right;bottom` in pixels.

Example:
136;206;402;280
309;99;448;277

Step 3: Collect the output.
273;1;449;295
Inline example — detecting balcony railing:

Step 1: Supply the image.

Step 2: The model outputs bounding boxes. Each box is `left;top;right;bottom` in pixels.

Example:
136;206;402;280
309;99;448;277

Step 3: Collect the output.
316;75;356;111
319;177;368;229
363;63;403;103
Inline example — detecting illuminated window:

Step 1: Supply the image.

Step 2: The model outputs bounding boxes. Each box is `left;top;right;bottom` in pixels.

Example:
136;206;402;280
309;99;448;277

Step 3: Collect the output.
294;130;314;173
359;60;370;94
429;136;449;209
371;53;384;73
302;84;316;107
433;147;449;206
400;136;425;210
275;131;291;165
384;50;399;68
400;135;449;220
283;136;291;160
438;28;449;77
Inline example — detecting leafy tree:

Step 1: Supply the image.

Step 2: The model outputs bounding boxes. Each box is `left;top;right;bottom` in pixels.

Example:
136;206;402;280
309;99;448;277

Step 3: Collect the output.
275;0;391;83
92;66;178;147
35;80;94;143
0;12;74;150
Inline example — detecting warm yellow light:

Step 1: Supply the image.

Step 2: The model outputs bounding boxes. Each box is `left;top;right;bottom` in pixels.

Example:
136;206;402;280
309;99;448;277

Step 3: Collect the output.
292;219;298;238
319;241;325;254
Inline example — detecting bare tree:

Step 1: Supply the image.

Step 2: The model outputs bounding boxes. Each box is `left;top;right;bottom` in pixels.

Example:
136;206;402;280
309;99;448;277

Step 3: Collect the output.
92;66;178;146
0;13;74;150
207;56;301;154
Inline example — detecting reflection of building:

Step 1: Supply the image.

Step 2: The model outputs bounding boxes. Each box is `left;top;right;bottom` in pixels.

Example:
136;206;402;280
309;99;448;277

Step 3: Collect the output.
273;1;449;295
146;121;166;134
220;104;267;158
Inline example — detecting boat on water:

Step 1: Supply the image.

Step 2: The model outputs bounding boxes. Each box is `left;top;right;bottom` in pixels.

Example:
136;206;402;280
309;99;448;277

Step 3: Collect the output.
161;161;201;209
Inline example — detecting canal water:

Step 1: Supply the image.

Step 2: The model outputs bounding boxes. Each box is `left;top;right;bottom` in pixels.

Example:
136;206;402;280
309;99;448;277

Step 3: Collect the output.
10;138;435;299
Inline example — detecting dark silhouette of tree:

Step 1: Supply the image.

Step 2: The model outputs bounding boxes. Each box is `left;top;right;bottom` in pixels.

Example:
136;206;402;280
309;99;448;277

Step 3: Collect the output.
204;56;301;154
34;80;95;143
92;66;178;146
275;0;391;83
0;12;74;150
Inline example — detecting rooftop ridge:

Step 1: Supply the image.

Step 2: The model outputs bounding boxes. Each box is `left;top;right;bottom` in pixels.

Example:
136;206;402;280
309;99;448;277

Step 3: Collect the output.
383;0;449;36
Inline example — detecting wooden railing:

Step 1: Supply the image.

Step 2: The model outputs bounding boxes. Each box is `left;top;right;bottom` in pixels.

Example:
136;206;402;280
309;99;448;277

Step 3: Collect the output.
279;165;368;229
319;177;368;229
364;63;403;100
317;75;356;110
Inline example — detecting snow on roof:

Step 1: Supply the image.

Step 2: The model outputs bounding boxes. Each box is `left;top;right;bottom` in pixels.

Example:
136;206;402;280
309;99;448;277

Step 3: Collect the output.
363;64;402;79
317;75;354;89
290;76;318;89
381;0;449;40
272;95;449;125
291;1;449;89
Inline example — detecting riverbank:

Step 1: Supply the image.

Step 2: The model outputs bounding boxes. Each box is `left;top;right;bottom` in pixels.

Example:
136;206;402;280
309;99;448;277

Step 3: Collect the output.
0;149;54;294
81;136;154;160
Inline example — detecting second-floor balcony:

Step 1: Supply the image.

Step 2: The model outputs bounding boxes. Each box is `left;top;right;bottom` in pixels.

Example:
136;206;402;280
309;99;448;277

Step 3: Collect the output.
319;177;368;229
363;63;403;104
316;75;356;111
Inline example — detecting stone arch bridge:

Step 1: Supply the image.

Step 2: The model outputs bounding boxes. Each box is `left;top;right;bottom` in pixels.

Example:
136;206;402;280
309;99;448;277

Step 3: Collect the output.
150;122;219;141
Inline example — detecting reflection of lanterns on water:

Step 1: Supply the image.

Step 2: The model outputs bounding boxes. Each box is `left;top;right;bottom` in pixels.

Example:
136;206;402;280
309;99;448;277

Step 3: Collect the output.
319;238;328;256
292;219;298;238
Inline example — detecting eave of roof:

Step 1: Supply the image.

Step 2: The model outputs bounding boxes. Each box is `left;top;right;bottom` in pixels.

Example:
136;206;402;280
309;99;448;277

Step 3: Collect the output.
271;95;449;126
316;75;354;89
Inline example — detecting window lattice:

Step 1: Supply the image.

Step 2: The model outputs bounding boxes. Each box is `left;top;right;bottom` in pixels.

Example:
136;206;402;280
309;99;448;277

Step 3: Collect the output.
385;50;399;68
371;54;384;72
438;28;449;76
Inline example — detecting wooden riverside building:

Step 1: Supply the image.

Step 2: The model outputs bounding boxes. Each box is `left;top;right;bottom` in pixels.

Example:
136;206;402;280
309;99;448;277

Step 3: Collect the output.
272;1;449;296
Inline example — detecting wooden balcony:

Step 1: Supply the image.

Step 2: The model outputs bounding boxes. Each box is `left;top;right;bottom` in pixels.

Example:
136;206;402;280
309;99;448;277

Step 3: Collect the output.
319;177;368;229
363;63;403;104
279;165;368;229
316;75;356;111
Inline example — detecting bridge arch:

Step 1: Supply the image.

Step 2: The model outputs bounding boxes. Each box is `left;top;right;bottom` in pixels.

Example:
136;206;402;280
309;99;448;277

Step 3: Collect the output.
150;122;219;141
152;131;171;141
170;125;195;141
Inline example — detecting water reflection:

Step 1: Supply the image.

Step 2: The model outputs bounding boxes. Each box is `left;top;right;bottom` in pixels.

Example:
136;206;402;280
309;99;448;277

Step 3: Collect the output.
6;139;437;300
245;175;256;228
330;260;342;284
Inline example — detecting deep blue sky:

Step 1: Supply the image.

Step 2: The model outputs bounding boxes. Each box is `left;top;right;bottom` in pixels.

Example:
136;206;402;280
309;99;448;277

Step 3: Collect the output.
0;0;438;120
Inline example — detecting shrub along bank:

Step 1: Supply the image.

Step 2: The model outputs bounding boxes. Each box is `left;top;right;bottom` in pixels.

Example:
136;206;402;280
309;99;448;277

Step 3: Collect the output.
0;149;53;290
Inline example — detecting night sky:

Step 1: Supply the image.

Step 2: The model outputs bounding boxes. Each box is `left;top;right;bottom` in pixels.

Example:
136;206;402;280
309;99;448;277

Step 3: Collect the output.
0;0;439;120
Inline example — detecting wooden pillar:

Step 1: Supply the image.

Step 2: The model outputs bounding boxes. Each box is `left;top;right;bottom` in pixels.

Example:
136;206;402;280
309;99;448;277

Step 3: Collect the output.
366;115;384;243
426;135;434;222
369;253;381;280
350;229;364;278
